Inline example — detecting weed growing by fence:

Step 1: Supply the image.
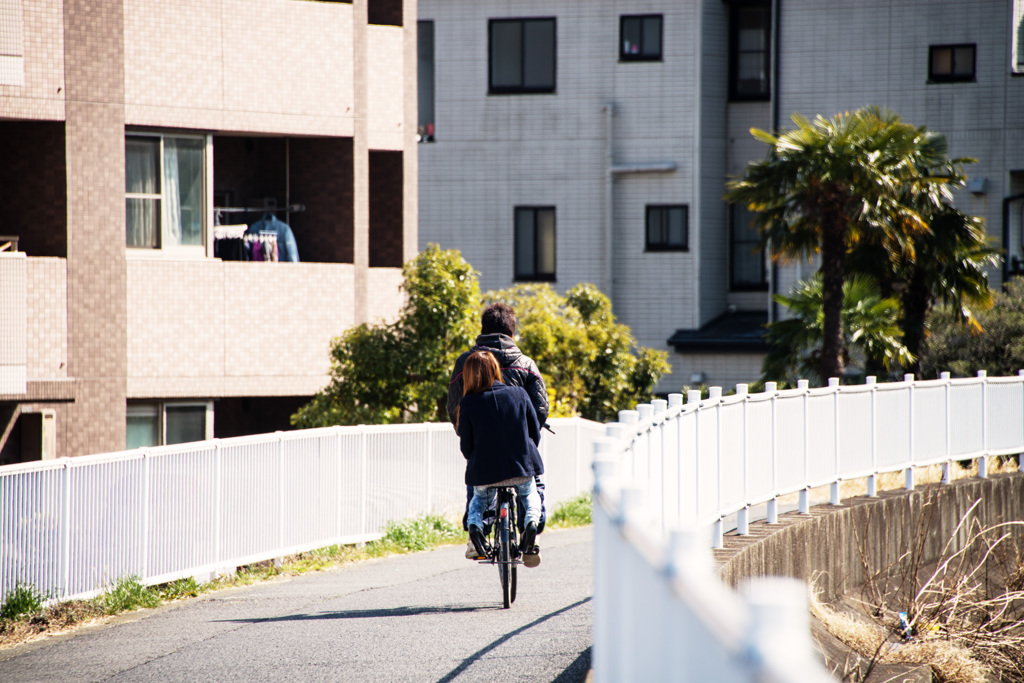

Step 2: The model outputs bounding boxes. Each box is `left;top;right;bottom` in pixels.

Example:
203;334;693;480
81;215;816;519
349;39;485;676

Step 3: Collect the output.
0;582;44;620
548;493;592;528
98;576;162;615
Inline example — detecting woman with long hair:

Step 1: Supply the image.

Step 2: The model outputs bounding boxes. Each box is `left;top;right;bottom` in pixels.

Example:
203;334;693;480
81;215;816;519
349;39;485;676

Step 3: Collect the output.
458;350;544;566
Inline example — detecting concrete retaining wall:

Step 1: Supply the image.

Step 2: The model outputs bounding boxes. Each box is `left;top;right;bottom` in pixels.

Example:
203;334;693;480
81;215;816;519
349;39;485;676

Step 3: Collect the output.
715;472;1024;602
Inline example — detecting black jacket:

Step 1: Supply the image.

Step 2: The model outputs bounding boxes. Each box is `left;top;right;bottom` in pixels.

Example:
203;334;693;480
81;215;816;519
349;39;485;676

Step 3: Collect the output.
458;381;544;486
447;333;549;427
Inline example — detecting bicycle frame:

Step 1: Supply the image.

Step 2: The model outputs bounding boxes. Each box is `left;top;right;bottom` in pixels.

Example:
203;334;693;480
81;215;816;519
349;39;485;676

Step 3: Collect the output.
479;485;521;608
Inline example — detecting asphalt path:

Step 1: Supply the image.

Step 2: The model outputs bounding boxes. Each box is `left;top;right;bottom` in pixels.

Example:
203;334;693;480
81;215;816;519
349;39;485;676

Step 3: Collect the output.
0;527;593;683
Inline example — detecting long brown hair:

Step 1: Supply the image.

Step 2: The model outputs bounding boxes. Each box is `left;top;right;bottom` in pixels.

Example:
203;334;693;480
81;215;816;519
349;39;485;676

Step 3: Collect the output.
456;351;502;430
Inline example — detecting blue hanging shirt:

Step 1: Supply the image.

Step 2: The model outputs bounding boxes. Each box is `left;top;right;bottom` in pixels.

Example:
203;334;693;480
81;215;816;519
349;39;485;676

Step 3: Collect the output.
247;213;300;262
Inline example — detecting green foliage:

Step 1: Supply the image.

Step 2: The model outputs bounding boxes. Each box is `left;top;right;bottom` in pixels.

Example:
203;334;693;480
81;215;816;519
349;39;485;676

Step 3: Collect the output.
762;274;913;385
0;581;44;620
547;493;592;528
919;278;1024;379
292;244;480;426
726;107;969;382
160;577;203;601
98;576;161;614
484;283;670;421
369;515;464;554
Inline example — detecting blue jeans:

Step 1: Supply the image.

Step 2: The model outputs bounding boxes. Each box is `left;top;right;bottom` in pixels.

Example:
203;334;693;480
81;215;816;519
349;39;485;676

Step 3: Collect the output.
468;479;541;531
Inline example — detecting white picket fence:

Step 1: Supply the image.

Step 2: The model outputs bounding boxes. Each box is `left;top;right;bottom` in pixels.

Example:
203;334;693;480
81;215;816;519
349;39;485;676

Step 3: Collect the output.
0;417;602;604
591;370;1024;681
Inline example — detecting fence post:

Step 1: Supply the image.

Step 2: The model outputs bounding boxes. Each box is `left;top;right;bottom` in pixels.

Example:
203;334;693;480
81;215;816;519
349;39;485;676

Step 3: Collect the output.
335;427;343;540
798;379;810;514
214;441;222;570
942;371;952;484
61;458;71;600
737;384;750;535
425;428;433;515
652;399;668;534
688;390;702;526
978;370;988;478
141;449;150;583
905;374;915;490
360;429;368;538
278;432;285;564
711;387;723;548
865;376;876;499
830;377;844;504
765;382;779;523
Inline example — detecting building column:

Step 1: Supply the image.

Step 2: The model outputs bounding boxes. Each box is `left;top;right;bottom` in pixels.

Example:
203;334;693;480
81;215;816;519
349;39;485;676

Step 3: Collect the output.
63;0;128;456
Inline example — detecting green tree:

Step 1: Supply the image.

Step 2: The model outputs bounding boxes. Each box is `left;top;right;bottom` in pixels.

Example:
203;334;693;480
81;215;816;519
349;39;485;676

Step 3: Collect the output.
848;204;998;373
291;244;480;427
762;274;913;385
725;107;952;383
919;278;1024;379
484;283;670;422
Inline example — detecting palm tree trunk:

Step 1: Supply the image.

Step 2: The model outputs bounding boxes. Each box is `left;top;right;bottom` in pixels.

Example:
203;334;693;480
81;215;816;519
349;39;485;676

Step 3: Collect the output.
901;270;931;375
820;216;846;383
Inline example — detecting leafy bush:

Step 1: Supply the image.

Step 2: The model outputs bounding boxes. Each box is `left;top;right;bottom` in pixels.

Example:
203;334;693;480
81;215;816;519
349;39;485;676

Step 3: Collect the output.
920;278;1024;379
370;515;464;554
485;283;670;421
0;582;44;620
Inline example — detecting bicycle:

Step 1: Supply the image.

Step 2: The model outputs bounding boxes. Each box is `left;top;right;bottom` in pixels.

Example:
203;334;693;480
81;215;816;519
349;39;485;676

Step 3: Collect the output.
475;485;522;609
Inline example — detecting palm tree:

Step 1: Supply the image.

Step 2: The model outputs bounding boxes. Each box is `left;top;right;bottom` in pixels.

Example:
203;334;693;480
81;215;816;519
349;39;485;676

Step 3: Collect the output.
761;275;913;386
726;107;951;384
847;194;998;374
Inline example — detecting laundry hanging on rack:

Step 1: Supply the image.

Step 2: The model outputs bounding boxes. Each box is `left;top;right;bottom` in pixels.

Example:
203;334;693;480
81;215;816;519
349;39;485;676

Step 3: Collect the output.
213;224;250;261
246;213;299;262
245;231;279;262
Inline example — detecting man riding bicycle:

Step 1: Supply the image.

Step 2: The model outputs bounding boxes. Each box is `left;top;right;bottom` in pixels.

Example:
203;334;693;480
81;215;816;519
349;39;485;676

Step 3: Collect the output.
447;303;548;564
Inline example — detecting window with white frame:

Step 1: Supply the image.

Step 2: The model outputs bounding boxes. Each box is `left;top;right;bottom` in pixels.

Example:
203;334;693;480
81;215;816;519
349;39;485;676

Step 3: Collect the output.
125;134;206;251
126;402;212;449
514;207;556;281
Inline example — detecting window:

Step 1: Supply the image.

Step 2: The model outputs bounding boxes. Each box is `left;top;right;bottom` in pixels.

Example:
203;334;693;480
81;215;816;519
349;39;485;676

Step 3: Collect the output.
728;2;771;100
515;207;556;281
126;134;206;251
418;21;435;141
620;15;662;61
929;44;976;82
730;204;766;290
645;205;688;251
368;0;402;26
489;18;556;94
127;402;212;450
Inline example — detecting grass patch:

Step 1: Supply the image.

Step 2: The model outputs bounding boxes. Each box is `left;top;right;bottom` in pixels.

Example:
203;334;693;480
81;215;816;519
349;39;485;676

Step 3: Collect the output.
0;582;45;621
98;576;162;615
547;492;592;528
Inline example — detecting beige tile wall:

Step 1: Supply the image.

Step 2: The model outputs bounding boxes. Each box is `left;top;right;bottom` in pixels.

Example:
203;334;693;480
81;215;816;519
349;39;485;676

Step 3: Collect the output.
126;259;356;398
0;0;63;120
25;256;67;380
123;0;355;136
366;24;405;150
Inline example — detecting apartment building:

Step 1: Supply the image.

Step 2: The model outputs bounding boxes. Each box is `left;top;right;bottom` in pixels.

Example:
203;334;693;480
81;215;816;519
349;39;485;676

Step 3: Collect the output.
417;0;1024;392
0;0;417;464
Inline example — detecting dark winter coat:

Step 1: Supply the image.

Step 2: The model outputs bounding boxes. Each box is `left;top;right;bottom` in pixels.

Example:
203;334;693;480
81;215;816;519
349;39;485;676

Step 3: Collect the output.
458;381;544;487
447;333;549;427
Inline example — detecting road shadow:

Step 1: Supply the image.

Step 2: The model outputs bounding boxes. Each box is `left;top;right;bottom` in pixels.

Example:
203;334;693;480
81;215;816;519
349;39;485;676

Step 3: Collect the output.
218;603;499;623
434;597;592;683
551;647;591;683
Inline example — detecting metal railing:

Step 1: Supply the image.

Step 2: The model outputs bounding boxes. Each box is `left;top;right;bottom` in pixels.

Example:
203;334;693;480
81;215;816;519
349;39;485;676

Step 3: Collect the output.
590;371;1024;680
0;417;599;603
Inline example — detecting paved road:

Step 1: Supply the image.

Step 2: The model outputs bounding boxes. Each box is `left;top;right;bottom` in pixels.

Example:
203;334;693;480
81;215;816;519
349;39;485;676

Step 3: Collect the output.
0;527;593;683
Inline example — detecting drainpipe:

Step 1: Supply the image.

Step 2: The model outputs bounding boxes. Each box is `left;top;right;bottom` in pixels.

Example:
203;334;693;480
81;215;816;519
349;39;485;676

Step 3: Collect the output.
604;103;614;301
1002;192;1024;285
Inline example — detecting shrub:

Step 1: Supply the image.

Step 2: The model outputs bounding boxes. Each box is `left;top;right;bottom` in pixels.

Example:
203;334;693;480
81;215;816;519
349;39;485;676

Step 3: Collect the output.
0;582;44;620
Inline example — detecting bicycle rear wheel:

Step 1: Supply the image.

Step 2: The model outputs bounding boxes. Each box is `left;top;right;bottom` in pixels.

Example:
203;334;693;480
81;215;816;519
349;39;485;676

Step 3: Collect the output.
498;503;511;609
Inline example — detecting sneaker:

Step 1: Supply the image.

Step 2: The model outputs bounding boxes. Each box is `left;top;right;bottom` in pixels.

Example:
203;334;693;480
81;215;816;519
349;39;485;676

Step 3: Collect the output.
465;540;483;560
468;525;489;559
523;545;541;568
520;521;538;554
